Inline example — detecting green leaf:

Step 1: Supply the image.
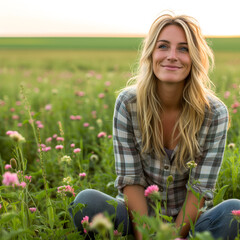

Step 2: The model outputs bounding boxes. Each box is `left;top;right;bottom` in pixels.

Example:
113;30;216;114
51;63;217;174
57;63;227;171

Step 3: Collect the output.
0;212;19;225
213;185;229;206
46;197;55;229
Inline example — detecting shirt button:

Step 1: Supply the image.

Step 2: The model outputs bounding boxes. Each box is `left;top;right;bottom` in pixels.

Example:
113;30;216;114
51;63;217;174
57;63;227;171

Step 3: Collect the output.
159;187;164;192
164;165;169;170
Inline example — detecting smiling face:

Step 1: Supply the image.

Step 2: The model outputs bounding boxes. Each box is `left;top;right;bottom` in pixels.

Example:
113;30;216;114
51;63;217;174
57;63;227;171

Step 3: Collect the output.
152;24;192;84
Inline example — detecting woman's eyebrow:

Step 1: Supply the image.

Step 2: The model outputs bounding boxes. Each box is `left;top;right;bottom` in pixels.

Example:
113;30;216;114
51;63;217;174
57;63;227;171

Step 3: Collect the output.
156;39;188;45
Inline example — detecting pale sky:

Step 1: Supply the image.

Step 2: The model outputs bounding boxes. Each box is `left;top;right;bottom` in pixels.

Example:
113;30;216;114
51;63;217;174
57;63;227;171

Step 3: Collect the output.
0;0;239;37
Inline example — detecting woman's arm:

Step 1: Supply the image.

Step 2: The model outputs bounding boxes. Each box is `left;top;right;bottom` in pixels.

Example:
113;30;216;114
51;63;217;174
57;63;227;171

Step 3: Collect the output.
175;191;205;238
123;185;148;240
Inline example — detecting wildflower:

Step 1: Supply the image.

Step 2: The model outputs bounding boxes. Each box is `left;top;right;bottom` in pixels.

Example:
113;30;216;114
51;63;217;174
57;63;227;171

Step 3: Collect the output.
17;123;22;127
29;207;37;213
7;131;25;142
81;216;90;234
90;154;99;162
167;175;174;185
25;175;32;182
232;210;240;222
61;155;72;164
98;93;105;99
46;137;52;143
29;119;34;124
63;176;72;184
10;158;17;169
90;213;113;231
232;210;240;216
74;148;81;153
233;109;237;114
79;172;86;180
232;83;238;89
83;123;89;127
43;146;51;152
114;230;122;237
37;123;44;129
231;101;240;109
55;145;64;150
144;185;159;197
96;119;103;127
45;104;52;111
2;172;20;187
19;181;27;188
91;111;97;118
6;130;14;135
75;115;81;120
105;81;111;86
108;135;112;139
228;143;236;149
12;115;19;120
103;104;109;109
186;160;197;169
96;74;102;80
56;137;64;142
52;134;58;138
97;132;107;138
75;91;85;97
70;115;76;120
57;185;75;197
70;143;75;148
224;91;230;99
0;204;2;209
4;164;12;170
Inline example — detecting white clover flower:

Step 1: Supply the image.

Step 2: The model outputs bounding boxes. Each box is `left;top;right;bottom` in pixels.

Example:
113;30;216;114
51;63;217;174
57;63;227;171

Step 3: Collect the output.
63;176;72;184
186;160;197;169
9;131;25;143
90;213;113;231
60;155;72;164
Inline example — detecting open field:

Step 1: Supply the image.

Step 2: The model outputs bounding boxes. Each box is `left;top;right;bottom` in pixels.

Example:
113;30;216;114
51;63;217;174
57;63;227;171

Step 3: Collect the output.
1;39;240;239
0;37;240;51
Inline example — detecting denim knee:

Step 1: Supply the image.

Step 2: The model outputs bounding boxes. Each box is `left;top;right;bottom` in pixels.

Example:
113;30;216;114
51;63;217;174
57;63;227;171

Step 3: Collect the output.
195;199;240;239
68;189;133;236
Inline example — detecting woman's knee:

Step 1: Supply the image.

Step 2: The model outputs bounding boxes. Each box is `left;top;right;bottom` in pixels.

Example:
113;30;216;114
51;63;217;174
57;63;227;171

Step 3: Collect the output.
74;189;102;205
218;199;240;215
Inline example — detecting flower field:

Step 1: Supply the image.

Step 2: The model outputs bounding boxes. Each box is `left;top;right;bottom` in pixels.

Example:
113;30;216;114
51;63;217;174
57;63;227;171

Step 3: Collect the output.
0;42;240;239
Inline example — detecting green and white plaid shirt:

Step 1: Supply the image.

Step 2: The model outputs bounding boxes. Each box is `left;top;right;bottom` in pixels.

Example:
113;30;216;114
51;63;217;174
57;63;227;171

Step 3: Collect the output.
113;88;228;217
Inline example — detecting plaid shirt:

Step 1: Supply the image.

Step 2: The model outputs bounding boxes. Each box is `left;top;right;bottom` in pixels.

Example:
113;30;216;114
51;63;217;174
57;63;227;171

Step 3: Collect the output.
113;88;228;217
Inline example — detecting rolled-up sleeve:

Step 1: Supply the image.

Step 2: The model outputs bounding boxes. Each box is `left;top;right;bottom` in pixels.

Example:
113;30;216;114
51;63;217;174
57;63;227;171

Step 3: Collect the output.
113;92;147;193
189;102;229;200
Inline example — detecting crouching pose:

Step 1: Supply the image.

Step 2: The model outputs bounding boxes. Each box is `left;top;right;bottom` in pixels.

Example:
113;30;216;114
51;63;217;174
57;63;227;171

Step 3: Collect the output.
69;13;240;240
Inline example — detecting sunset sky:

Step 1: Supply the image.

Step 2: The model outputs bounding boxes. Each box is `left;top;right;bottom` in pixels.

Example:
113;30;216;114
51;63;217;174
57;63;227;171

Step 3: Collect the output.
0;0;239;37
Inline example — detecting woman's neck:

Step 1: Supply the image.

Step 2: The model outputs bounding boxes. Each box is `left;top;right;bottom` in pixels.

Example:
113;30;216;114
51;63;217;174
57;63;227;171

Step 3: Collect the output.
157;81;184;111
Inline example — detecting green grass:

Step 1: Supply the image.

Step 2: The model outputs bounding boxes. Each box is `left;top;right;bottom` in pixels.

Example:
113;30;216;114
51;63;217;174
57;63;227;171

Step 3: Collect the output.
0;37;240;51
1;48;240;239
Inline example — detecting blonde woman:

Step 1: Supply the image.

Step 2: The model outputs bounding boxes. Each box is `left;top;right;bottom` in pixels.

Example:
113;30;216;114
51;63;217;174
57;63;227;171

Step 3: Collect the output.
69;13;240;239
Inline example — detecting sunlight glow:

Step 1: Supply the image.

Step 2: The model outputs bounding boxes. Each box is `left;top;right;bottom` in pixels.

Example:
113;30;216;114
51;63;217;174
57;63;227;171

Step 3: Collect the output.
0;0;239;37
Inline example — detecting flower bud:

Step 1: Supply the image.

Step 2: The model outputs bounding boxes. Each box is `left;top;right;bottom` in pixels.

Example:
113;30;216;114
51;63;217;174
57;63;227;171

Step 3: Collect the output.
10;158;17;169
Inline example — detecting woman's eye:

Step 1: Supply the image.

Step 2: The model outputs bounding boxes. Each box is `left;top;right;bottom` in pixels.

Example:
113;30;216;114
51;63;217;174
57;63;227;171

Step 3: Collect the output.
158;44;168;49
179;46;189;52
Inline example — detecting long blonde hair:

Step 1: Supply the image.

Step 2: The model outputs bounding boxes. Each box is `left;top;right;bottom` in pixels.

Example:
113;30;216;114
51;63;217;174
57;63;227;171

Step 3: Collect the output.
130;13;216;170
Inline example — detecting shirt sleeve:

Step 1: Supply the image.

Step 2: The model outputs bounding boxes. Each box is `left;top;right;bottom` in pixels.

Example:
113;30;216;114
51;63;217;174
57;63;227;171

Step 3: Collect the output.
113;92;148;193
189;101;229;200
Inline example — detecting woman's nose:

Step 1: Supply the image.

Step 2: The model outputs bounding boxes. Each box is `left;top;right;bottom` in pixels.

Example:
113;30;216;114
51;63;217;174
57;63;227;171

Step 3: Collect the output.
167;48;177;61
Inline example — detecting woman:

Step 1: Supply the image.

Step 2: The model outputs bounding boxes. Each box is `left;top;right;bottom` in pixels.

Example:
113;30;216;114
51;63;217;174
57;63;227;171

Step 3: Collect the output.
69;13;240;239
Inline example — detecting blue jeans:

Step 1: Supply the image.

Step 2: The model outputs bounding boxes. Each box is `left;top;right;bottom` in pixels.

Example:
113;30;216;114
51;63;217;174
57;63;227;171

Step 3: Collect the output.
69;189;240;239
